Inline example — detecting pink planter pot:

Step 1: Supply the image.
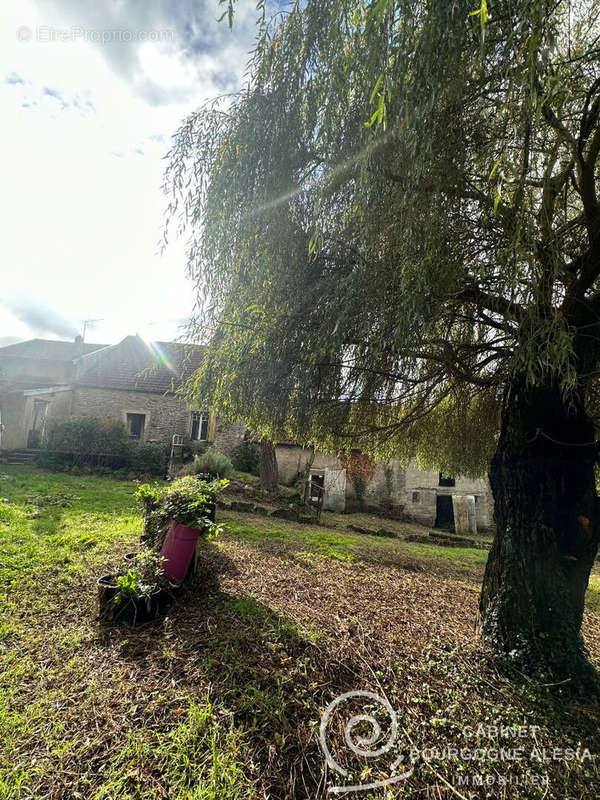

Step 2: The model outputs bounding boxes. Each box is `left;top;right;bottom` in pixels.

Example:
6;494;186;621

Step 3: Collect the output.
160;521;203;581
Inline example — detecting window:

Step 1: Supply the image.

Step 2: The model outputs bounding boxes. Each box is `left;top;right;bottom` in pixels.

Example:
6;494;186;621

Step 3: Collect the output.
412;491;420;503
191;411;210;441
438;472;455;487
126;413;145;440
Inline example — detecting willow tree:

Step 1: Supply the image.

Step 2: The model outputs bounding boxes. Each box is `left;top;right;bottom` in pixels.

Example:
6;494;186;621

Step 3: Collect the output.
165;0;600;680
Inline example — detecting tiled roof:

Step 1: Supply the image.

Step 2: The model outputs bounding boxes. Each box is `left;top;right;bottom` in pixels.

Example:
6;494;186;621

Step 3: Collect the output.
74;335;204;393
0;338;106;360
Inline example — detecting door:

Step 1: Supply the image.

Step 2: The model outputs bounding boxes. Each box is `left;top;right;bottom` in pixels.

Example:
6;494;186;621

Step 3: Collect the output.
323;468;347;512
434;494;455;531
27;399;48;448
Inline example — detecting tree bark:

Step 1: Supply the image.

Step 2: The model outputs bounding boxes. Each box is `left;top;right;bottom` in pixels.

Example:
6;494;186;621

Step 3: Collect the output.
479;378;600;682
259;438;279;492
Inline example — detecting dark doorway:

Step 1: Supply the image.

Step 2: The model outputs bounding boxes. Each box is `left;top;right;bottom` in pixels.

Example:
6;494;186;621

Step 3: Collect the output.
435;494;455;531
309;473;324;502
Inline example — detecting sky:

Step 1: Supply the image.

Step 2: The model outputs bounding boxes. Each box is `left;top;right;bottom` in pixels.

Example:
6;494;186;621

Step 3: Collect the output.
0;0;264;347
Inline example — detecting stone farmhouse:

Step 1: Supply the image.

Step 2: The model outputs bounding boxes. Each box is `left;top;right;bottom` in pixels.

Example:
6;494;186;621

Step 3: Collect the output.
274;445;493;531
0;335;493;530
0;335;244;454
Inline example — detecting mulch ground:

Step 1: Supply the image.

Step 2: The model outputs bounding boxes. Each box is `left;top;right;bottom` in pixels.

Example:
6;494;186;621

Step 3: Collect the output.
4;534;600;799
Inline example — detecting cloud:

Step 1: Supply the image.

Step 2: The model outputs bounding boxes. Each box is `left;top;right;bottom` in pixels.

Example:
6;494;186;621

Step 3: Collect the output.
6;71;25;84
1;295;79;339
32;0;263;106
0;0;271;346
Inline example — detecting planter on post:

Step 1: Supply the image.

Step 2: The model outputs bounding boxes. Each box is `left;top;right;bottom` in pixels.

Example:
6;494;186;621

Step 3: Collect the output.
160;502;216;581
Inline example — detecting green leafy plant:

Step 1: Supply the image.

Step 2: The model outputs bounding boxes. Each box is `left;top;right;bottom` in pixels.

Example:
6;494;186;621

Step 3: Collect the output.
114;568;148;603
384;464;394;496
45;416;129;454
136;476;227;548
230;442;260;475
192;450;233;479
108;547;169;621
132;546;166;586
130;442;169;475
181;441;207;464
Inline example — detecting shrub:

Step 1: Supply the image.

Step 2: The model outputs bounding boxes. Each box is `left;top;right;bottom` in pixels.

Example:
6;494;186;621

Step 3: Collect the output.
176;461;196;478
230;442;260;475
45;416;129;455
35;451;71;471
181;441;207;464
192;449;233;479
130;442;169;476
39;419;168;476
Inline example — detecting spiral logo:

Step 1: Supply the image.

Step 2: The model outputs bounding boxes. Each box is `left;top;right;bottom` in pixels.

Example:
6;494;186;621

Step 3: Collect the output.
319;690;412;794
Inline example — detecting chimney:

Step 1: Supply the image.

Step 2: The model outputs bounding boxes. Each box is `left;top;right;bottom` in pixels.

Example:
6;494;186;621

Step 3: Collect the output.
74;334;84;356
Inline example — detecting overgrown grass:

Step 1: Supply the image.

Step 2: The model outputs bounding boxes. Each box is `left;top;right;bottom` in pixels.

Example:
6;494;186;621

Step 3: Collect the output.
0;467;256;800
0;467;139;586
1;465;600;799
221;511;489;582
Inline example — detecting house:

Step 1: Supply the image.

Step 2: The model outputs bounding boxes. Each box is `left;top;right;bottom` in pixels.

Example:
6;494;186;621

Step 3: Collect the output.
0;335;245;453
274;444;494;532
0;335;493;531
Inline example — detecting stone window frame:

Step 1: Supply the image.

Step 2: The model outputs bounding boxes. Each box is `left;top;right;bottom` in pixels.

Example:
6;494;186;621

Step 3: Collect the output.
122;409;150;441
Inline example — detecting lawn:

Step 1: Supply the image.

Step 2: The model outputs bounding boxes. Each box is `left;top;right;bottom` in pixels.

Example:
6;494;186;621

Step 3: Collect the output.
1;465;599;799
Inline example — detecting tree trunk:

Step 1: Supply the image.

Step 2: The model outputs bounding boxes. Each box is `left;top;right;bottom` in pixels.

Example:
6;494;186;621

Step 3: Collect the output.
259;438;279;492
479;378;600;682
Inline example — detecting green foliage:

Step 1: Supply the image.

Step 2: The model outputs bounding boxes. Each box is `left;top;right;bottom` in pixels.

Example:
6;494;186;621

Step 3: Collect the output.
136;476;227;548
112;548;166;613
39;419;168;476
384;463;394;496
182;440;207;463
192;449;233;478
130;441;169;475
230;442;260;475
166;0;600;476
45;416;129;454
352;476;366;511
114;568;145;602
113;548;166;609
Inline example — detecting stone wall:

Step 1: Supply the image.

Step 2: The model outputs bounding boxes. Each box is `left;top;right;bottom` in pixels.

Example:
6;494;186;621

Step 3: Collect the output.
71;386;191;442
1;382;246;453
344;459;407;512
403;463;494;530
275;444;340;484
212;419;246;454
71;386;244;451
274;444;494;530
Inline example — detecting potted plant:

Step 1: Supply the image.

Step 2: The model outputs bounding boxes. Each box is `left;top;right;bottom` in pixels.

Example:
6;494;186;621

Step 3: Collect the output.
97;547;173;624
135;476;225;581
